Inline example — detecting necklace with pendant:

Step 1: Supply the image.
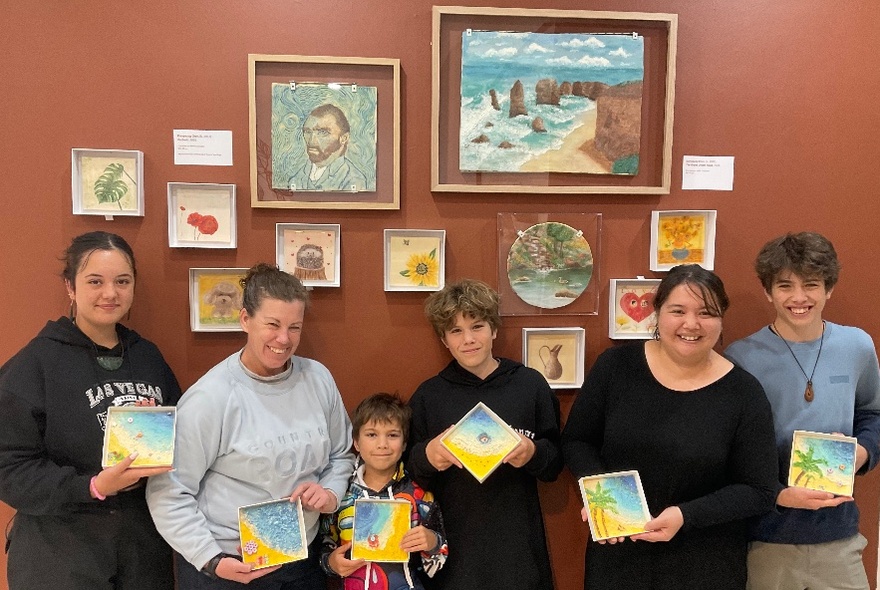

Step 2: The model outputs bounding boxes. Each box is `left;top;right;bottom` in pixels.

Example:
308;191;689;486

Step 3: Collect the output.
771;321;824;402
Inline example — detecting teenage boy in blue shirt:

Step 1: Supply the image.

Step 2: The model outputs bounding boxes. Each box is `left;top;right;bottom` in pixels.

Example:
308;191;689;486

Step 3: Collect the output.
726;232;880;590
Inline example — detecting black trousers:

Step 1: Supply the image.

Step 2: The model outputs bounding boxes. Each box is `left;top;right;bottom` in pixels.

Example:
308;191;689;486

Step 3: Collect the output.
6;504;173;590
174;540;326;590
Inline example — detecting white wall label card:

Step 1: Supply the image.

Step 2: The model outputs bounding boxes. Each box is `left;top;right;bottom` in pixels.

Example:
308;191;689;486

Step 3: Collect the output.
174;130;233;166
682;156;734;191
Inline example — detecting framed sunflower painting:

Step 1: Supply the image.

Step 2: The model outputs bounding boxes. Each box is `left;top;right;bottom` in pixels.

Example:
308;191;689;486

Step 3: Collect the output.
383;229;446;291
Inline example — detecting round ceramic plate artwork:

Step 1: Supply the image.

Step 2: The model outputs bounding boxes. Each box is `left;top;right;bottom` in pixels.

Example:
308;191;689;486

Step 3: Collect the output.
507;222;593;309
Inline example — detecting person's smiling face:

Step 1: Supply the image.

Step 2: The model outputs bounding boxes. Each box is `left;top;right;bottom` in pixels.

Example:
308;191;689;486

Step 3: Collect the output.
239;297;305;377
442;312;498;379
656;283;723;362
66;249;135;340
766;271;830;340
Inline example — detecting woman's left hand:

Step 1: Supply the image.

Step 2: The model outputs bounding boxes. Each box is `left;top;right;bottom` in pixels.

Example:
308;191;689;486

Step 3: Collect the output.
631;506;683;543
290;482;336;513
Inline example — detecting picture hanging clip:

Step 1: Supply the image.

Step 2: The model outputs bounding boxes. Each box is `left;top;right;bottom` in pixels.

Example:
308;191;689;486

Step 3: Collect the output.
516;230;526;238
289;81;297;91
104;215;115;221
351;84;358;93
465;28;472;36
631;32;638;39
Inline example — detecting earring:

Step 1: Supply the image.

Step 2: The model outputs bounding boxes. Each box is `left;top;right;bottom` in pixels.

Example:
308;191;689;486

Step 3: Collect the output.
69;301;77;321
652;326;660;341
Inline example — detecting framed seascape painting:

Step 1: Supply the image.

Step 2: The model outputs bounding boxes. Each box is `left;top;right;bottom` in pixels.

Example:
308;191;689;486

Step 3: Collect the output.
350;498;411;563
71;148;144;217
578;470;651;541
239;498;308;569
275;223;341;287
609;278;660;339
168;183;237;248
649;210;717;271
189;268;247;332
522;327;585;389
432;7;677;194
498;212;602;316
383;229;446;292
249;54;400;209
102;406;176;468
788;430;857;497
441;402;521;483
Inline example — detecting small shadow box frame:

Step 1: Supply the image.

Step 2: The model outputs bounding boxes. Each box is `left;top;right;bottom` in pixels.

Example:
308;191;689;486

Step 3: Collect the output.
522;327;586;390
71;148;144;217
649;210;717;272
432;6;678;194
189;268;247;332
168;182;237;248
608;278;660;340
383;229;447;292
249;54;400;210
276;223;342;288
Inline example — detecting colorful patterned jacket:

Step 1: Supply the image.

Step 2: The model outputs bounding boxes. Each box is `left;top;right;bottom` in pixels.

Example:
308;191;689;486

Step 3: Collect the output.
320;462;448;590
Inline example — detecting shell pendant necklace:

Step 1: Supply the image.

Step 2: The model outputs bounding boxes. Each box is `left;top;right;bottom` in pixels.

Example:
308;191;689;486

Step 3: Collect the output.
772;321;824;402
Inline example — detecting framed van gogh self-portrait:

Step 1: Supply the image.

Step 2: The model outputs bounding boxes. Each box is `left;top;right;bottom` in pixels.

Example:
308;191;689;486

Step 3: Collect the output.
189;268;247;332
522;327;585;389
383;229;446;292
432;7;677;194
276;223;341;288
72;148;144;217
168;183;237;248
249;54;400;210
649;210;717;271
609;278;660;339
498;212;602;316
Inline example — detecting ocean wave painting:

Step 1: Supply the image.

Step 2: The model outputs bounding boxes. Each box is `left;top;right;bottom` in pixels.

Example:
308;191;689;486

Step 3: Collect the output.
460;30;644;174
351;498;411;563
442;402;521;483
788;431;857;497
102;406;175;468
239;498;308;569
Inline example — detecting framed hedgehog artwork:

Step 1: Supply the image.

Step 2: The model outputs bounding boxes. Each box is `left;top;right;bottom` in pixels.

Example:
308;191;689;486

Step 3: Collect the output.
275;223;341;287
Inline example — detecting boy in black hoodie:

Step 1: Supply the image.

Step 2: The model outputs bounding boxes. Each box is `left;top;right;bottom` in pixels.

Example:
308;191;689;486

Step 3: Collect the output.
407;279;562;590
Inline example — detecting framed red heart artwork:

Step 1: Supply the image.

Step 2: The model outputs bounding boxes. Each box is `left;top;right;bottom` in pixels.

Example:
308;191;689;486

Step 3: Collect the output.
609;278;660;339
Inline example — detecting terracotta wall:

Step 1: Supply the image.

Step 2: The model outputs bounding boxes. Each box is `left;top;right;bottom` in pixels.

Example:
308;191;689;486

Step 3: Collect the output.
2;2;879;589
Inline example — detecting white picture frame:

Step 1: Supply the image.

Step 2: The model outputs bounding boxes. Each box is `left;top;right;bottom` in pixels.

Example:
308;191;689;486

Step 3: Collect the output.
189;268;247;332
522;327;585;389
71;148;144;217
608;278;661;340
168;182;237;248
383;229;446;292
649;209;717;271
275;223;341;287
